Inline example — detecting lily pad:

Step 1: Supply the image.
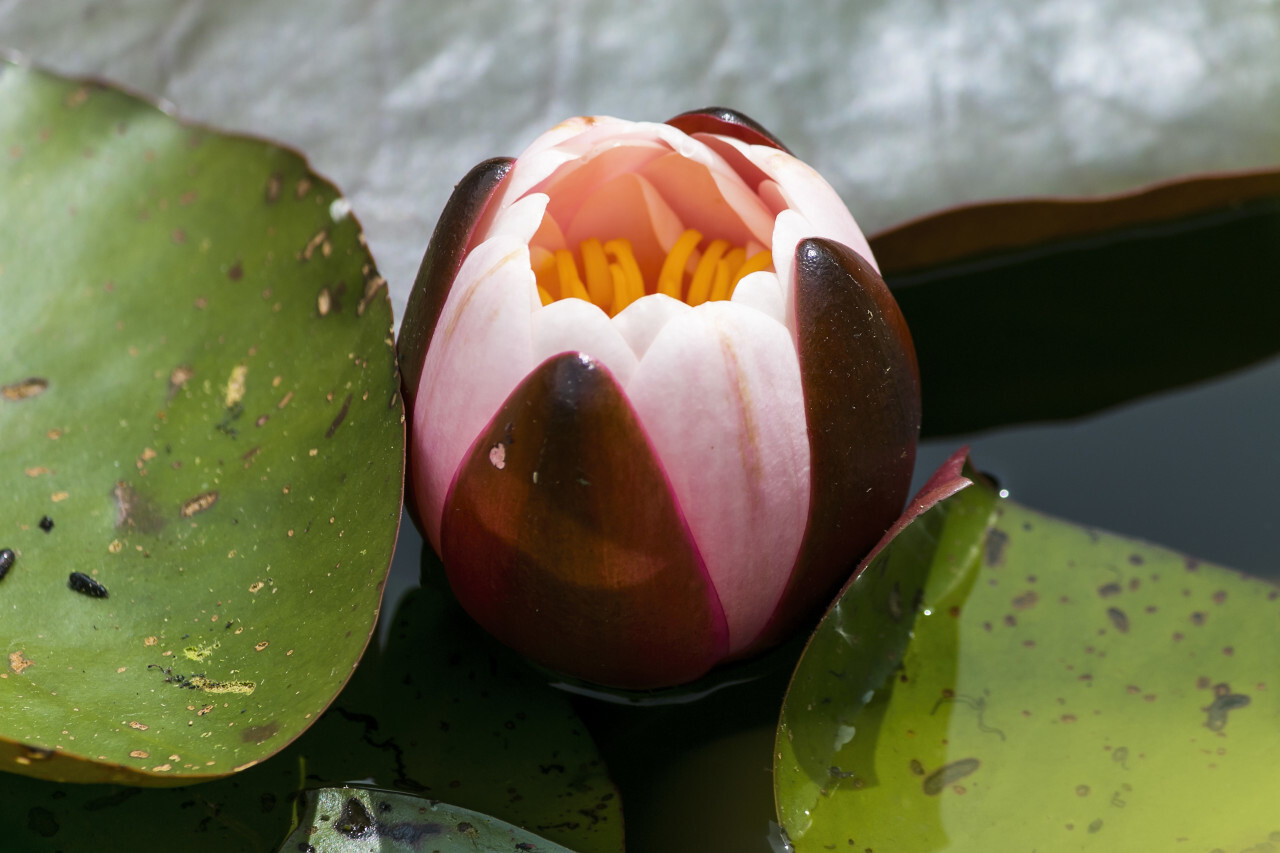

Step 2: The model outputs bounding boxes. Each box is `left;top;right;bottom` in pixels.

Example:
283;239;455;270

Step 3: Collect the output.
0;550;621;853
279;786;577;853
872;173;1280;436
0;61;403;783
776;453;1280;849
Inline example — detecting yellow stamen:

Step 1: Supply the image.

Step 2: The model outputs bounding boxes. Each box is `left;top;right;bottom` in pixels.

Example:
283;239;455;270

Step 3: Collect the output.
722;247;746;281
531;228;773;316
687;239;729;306
709;258;731;302
610;264;633;314
732;249;773;287
604;240;645;306
580;238;613;309
555;249;591;302
658;229;703;299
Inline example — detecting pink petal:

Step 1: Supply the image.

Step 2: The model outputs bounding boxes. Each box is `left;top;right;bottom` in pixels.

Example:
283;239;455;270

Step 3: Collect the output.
557;121;746;184
735;139;877;272
531;298;640;388
638;152;775;249
500;116;641;203
770;207;817;333
729;271;785;323
412;228;541;551
536;144;670;233
610;293;692;361
564;172;684;283
543;117;659;157
528;206;568;252
501;147;581;208
520;116;637;160
692;132;774;194
756;178;792;218
626;302;810;653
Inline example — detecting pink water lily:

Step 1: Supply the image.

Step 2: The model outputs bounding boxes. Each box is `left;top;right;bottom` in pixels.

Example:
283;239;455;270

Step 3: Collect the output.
399;108;920;689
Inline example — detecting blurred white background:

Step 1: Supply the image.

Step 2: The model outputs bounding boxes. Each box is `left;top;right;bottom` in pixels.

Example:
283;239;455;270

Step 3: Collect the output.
5;0;1277;323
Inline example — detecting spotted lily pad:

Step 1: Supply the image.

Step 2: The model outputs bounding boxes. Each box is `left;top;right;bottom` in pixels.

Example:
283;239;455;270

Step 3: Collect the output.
0;551;621;853
0;60;403;783
279;786;577;853
776;452;1280;850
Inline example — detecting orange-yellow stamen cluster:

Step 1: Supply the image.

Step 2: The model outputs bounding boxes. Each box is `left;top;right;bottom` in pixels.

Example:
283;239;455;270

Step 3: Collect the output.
533;229;772;317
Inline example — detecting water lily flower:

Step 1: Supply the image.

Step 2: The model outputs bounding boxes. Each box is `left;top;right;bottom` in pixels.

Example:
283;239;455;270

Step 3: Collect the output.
400;108;920;689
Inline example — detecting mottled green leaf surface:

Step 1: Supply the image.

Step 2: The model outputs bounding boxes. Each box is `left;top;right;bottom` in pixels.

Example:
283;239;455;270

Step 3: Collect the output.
0;61;403;783
0;554;621;852
777;466;1280;850
279;786;577;853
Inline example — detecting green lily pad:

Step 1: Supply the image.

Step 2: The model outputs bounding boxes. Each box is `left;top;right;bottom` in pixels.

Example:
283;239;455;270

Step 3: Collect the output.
0;61;403;783
279;786;577;853
776;453;1280;850
0;550;621;853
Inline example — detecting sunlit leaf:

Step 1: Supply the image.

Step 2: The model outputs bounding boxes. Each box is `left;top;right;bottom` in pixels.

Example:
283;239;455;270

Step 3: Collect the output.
776;453;1280;850
0;60;403;784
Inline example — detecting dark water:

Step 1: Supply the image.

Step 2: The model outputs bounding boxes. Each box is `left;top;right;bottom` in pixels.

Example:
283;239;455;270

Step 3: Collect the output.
915;352;1280;581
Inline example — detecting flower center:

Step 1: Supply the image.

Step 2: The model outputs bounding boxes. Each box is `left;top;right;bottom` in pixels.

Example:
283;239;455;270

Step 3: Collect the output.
532;229;772;317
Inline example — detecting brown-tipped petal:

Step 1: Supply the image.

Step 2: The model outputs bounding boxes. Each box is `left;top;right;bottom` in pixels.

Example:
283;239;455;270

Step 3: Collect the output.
665;107;791;154
398;157;513;412
399;157;512;535
440;352;731;690
752;237;922;652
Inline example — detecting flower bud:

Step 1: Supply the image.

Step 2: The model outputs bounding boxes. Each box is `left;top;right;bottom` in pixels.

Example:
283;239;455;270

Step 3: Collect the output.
400;108;920;689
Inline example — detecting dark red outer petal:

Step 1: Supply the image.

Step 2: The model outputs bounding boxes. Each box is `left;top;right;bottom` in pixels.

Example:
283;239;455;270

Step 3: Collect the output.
665;107;791;154
398;157;512;533
397;157;514;414
751;238;923;653
440;352;731;690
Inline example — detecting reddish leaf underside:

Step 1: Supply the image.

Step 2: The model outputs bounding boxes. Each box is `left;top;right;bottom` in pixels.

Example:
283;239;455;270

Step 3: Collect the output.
440;352;730;690
869;167;1280;275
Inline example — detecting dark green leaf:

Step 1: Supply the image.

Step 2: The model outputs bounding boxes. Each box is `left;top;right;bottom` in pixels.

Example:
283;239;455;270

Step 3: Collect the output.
873;175;1280;436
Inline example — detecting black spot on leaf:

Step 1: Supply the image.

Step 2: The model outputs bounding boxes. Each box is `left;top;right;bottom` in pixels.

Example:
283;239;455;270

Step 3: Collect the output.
68;572;108;598
335;796;373;839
